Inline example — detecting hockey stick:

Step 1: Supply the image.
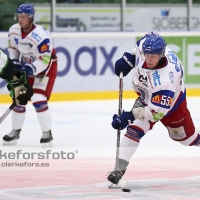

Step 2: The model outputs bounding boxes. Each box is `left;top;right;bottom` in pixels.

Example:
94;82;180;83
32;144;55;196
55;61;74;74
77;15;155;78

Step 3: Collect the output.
0;102;16;124
116;71;123;173
108;72;123;189
108;72;131;192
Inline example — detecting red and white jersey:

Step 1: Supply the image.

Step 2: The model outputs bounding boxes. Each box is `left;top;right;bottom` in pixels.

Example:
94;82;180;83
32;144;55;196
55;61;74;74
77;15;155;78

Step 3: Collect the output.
8;23;54;76
132;36;185;122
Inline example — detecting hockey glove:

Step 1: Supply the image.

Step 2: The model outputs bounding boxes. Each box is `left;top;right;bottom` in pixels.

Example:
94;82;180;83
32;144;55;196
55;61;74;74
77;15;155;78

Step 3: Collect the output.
20;63;35;76
111;110;135;130
12;59;22;71
115;52;135;77
7;72;34;105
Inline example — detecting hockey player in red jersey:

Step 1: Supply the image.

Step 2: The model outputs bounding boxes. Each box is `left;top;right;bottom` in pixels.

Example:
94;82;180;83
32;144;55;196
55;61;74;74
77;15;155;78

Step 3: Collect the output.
3;4;57;147
108;32;200;185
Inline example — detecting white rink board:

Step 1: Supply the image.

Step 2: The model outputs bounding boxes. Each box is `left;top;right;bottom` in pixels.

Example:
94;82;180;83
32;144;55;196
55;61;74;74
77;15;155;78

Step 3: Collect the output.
0;32;200;94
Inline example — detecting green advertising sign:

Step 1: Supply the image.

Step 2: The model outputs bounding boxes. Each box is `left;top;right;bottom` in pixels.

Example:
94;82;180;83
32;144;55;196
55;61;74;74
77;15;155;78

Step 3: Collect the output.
136;36;200;84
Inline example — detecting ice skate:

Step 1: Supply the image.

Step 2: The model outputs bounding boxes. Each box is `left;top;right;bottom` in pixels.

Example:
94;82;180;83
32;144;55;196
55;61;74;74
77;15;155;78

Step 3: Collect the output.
40;130;53;148
3;129;21;145
107;158;129;185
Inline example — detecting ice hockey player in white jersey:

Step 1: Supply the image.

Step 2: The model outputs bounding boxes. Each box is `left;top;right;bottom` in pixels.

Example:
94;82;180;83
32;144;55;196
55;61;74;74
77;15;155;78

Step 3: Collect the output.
0;49;33;105
107;32;200;185
3;4;57;147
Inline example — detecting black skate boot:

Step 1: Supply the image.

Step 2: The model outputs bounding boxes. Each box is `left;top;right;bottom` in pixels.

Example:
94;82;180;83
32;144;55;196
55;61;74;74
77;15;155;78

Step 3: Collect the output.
3;129;21;145
107;158;129;185
40;130;53;148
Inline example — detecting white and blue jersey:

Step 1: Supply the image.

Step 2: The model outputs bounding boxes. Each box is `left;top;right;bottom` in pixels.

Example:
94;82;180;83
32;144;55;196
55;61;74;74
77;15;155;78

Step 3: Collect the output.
132;37;185;122
8;24;54;76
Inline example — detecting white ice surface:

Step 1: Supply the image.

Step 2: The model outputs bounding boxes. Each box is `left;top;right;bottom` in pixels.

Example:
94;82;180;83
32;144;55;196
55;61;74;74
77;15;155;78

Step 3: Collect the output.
0;97;200;158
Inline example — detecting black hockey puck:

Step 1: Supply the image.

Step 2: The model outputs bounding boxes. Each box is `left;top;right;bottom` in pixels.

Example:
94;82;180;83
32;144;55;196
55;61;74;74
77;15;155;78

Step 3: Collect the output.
122;188;131;192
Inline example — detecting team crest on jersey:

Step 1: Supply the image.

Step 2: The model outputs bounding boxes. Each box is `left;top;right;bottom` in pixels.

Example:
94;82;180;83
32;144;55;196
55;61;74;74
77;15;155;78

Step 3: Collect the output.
37;39;50;54
151;90;174;109
40;44;48;52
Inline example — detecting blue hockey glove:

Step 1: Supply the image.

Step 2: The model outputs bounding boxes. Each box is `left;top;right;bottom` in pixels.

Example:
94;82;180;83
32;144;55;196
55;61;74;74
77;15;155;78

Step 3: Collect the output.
111;110;135;130
12;59;22;71
20;63;35;76
115;52;135;77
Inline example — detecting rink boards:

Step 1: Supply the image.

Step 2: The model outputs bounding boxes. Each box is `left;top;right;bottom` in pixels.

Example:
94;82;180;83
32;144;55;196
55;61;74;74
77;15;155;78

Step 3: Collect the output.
0;32;200;102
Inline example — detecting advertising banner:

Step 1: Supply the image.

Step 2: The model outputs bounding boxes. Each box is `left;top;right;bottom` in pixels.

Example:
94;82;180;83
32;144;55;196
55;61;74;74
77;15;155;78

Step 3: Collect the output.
0;33;200;100
34;6;134;31
34;5;200;32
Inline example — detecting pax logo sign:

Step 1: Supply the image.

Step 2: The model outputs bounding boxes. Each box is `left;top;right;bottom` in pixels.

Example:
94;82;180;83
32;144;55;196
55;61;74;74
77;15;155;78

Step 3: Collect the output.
56;46;117;77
